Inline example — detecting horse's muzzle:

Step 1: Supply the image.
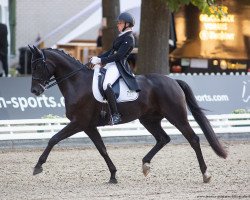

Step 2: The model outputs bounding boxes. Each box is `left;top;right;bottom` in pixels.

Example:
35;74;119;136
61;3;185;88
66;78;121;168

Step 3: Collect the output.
31;88;41;96
31;84;45;96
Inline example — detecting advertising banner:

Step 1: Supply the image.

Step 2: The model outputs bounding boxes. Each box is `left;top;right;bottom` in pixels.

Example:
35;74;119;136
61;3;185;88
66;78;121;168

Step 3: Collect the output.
0;75;249;120
0;77;65;120
174;75;250;115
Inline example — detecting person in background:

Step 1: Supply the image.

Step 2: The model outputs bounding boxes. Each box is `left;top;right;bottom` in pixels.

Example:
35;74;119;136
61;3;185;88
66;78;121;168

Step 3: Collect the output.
0;23;8;77
96;27;103;47
0;60;4;77
127;32;139;72
90;12;140;125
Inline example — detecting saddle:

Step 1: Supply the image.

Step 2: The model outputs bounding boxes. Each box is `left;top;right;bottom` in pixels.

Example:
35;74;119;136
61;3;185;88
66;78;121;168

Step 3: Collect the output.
92;65;139;103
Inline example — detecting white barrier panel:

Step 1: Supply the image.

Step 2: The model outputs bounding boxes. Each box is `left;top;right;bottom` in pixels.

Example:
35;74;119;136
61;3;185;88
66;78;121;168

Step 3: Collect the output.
0;114;249;140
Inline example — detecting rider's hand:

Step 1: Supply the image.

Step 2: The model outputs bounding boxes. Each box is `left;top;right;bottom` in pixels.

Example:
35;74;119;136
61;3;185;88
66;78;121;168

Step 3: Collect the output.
90;56;101;65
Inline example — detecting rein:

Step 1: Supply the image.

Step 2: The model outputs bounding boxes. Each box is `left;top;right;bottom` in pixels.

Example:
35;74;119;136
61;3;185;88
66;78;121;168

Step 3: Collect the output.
45;65;87;89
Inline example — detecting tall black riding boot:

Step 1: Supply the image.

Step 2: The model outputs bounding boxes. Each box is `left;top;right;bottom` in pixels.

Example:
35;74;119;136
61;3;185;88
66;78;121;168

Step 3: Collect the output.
104;84;121;125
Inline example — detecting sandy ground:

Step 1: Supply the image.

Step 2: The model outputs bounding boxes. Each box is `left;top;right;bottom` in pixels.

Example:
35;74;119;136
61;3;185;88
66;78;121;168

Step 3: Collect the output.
0;141;249;200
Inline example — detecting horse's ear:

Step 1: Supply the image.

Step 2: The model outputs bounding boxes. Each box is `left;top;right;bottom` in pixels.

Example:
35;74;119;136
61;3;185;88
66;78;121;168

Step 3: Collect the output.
33;45;43;58
28;45;35;54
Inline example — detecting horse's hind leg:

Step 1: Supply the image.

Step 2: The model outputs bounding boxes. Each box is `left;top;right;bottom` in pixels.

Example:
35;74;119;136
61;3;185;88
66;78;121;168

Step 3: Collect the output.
139;116;170;176
174;120;211;183
84;127;117;184
33;121;82;175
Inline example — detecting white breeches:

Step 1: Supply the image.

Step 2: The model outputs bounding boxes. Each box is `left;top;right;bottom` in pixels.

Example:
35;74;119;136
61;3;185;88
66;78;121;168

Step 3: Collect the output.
103;62;120;90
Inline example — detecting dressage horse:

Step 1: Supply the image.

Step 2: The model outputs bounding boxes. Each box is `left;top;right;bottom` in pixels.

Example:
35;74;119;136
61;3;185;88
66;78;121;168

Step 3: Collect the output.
28;46;227;183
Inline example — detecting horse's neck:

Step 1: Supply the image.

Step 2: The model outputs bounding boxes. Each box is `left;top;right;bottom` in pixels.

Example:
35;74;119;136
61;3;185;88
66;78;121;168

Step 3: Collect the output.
46;50;93;99
54;62;93;99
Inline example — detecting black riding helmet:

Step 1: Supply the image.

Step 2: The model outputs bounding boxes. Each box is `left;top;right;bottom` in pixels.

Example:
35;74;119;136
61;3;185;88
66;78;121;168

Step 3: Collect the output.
117;12;135;27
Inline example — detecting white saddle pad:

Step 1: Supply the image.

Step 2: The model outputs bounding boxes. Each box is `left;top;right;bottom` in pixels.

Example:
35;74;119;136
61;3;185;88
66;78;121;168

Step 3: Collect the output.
92;66;139;103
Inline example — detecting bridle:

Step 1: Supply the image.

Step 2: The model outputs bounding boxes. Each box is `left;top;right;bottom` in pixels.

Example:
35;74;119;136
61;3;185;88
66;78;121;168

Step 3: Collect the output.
31;50;89;90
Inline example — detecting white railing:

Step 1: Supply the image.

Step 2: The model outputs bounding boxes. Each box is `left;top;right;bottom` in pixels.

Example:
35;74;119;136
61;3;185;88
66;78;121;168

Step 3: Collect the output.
0;114;249;141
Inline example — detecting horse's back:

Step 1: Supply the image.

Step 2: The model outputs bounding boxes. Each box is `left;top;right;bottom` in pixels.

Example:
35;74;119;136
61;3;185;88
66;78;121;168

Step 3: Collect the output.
135;73;187;116
136;73;183;96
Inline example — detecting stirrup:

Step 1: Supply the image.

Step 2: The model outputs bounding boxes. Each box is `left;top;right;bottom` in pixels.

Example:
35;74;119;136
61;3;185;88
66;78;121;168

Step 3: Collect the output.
110;113;121;125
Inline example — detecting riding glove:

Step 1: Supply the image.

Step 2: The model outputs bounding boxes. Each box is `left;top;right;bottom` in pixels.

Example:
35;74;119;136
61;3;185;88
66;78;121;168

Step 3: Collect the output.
90;56;101;65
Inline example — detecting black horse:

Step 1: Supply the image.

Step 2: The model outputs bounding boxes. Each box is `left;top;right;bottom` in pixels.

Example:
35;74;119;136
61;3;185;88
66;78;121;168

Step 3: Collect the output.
28;46;227;183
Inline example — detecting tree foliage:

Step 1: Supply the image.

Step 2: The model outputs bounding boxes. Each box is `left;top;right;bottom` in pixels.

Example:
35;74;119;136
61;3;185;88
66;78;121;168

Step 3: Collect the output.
167;0;226;17
167;0;211;13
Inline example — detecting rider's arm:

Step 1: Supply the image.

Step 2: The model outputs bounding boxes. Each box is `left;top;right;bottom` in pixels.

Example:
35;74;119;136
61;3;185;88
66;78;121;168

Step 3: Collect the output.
98;49;112;58
100;36;134;65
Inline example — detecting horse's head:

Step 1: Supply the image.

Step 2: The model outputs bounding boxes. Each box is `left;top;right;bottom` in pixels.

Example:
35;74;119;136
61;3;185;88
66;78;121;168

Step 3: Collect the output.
28;45;54;96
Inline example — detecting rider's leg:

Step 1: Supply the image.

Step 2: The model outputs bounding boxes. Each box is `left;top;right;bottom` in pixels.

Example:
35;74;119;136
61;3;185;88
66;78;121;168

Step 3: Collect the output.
104;84;121;125
103;63;120;90
103;63;121;125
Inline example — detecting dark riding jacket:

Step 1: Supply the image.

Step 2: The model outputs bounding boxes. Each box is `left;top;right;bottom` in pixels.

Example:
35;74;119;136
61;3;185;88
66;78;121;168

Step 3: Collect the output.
98;31;140;92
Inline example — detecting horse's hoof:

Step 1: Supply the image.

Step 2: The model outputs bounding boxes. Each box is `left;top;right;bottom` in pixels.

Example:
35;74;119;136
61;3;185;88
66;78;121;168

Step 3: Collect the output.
203;171;211;183
109;178;118;184
142;163;150;177
33;166;43;175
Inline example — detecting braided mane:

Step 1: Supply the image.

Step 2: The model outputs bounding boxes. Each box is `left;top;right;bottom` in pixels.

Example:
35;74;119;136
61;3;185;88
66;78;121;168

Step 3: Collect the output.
45;48;89;69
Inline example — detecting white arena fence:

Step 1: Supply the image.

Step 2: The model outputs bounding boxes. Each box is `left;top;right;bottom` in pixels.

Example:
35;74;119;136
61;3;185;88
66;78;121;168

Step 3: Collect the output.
0;114;249;141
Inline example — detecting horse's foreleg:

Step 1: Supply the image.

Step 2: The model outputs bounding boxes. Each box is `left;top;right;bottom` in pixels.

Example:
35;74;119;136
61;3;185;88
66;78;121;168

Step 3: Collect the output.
84;127;117;183
33;121;82;175
139;118;170;176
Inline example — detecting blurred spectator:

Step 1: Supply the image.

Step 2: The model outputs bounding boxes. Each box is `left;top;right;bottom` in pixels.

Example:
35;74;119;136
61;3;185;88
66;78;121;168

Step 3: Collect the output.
17;47;32;75
0;60;4;77
133;32;139;47
96;27;103;47
0;23;8;77
127;32;139;72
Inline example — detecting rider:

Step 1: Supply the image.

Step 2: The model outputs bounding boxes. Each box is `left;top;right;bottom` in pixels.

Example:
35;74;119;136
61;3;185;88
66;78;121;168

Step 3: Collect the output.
90;12;140;125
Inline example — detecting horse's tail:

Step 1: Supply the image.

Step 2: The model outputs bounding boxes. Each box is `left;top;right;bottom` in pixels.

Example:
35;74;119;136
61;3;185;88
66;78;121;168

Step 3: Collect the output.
176;79;227;159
